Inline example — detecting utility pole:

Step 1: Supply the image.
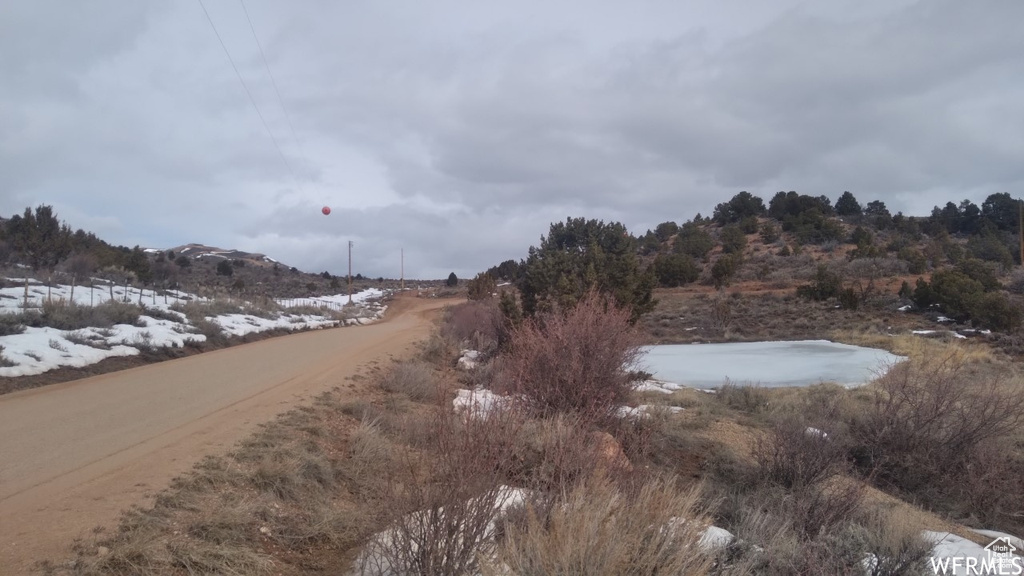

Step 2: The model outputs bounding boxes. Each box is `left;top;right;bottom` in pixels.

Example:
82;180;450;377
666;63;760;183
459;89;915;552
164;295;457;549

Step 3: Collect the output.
401;248;405;290
348;240;354;305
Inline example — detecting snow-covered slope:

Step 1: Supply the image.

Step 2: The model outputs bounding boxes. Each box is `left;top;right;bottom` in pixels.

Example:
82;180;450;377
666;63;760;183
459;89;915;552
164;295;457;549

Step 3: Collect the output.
0;278;388;377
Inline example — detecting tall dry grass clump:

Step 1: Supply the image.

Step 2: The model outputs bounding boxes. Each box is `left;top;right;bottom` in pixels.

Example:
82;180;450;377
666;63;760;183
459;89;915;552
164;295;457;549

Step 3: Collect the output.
486;473;714;576
378;360;438;403
498;291;644;423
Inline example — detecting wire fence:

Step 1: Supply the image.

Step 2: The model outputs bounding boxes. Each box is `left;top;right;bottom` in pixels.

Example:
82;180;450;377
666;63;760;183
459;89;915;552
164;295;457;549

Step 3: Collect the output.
1;277;370;316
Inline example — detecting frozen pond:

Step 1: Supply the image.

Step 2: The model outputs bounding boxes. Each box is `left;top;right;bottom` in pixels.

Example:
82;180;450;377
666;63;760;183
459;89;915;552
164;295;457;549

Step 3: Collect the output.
642;340;904;389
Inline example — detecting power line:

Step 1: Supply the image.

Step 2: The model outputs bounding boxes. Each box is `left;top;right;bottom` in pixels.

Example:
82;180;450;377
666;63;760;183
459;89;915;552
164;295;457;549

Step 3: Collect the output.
237;0;311;180
195;0;301;188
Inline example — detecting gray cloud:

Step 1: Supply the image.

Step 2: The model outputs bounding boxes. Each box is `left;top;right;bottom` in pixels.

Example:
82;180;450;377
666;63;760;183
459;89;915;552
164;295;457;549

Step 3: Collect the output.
2;0;1023;278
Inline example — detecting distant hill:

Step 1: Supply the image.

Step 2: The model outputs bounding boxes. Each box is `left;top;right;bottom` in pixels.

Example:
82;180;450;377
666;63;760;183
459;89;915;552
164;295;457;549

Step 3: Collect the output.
169;244;283;268
0;205;443;300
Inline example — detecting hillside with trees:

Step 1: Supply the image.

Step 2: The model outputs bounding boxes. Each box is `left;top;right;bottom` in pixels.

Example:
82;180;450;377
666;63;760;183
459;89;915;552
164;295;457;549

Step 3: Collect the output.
480;190;1024;356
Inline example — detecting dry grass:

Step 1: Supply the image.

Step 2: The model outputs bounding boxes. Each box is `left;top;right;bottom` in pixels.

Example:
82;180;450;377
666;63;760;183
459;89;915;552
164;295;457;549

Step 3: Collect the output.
377;360;438;403
55;385;385;576
644;288;935;344
486;473;715;576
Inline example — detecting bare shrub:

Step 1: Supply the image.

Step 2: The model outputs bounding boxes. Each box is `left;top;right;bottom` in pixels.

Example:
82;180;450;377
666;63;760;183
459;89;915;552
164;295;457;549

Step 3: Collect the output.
498;291;644;422
953;441;1024;529
40;300;141;330
787;479;866;539
850;351;1024;493
722;480;869;575
357;406;526;576
378;360;438;402
139;306;184;323
487;473;714;576
753;418;849;490
0;314;26;336
440;300;504;353
191;318;227;346
64;330;111;350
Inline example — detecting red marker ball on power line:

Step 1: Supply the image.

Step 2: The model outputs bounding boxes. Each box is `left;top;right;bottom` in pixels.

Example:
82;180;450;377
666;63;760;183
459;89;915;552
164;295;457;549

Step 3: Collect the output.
322;206;331;215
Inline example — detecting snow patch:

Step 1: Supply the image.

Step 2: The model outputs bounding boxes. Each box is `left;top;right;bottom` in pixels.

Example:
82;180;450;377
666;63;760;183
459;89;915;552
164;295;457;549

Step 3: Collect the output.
636;379;685;394
457;349;481;370
616;404;684;420
452;388;511;416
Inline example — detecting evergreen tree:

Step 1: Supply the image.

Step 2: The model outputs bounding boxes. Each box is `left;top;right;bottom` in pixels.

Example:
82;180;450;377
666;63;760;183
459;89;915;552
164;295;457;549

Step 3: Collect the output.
446;272;458;287
713;191;766;225
467;272;497;300
652;253;700;287
835;191;862;216
216;260;234;276
517;217;655;322
673;222;716;261
6;205;72;270
720;225;747;254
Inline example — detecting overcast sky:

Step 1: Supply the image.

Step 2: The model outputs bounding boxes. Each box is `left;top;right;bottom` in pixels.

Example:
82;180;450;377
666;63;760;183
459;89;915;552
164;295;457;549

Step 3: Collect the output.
2;1;1022;278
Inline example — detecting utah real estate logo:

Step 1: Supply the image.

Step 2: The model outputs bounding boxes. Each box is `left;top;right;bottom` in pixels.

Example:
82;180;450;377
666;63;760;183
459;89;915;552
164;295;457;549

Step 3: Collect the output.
930;536;1021;575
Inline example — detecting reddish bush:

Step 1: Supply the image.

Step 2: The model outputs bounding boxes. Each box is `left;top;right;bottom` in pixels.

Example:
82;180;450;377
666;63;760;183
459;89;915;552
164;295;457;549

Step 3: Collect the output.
498;291;644;423
440;300;504;353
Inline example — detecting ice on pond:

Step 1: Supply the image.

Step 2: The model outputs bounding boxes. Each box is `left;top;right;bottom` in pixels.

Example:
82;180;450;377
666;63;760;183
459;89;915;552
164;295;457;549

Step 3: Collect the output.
642;340;904;389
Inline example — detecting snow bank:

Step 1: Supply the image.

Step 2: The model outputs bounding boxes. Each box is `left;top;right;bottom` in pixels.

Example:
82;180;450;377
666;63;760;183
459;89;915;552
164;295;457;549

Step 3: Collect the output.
636;379;685;394
0;277;388;378
275;288;387;308
210;313;337;337
0;327;139;377
925;530;1023;576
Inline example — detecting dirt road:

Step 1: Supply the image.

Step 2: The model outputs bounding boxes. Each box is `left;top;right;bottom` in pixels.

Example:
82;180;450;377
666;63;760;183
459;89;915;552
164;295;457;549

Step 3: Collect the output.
0;295;450;574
